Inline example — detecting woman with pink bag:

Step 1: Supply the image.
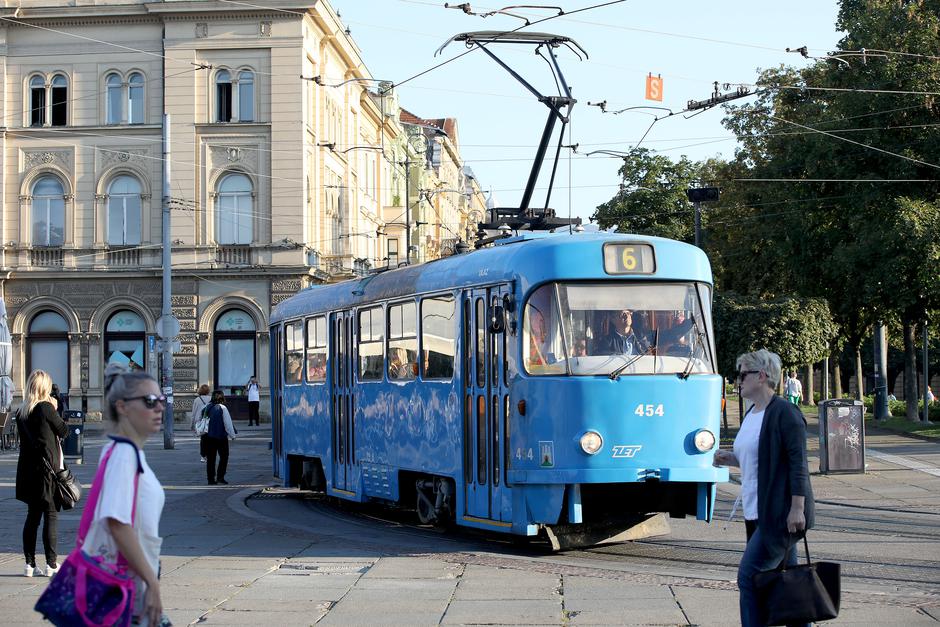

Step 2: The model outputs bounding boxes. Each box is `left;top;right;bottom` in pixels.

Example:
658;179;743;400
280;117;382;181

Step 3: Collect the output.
36;363;168;626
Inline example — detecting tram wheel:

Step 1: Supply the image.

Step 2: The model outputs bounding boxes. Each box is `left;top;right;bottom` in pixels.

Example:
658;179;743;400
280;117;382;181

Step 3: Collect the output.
416;492;436;525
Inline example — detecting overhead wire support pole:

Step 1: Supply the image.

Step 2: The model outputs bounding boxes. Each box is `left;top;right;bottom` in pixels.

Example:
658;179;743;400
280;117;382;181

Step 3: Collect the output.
161;113;175;449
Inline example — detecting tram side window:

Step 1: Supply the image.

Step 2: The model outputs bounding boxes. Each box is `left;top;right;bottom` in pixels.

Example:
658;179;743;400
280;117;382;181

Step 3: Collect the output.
523;284;566;375
421;295;456;379
388;301;417;380
284;321;304;385
358;306;384;381
305;316;327;383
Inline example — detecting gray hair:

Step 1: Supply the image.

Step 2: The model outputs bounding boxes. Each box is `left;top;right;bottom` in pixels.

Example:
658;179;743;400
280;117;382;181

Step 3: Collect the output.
103;363;157;422
736;349;782;388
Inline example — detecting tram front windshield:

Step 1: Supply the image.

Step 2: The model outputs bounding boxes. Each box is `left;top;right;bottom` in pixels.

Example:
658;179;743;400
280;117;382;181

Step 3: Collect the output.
523;282;716;376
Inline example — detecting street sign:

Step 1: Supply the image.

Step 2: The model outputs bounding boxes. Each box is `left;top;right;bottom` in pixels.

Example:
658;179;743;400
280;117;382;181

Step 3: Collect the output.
645;73;663;102
156;314;181;339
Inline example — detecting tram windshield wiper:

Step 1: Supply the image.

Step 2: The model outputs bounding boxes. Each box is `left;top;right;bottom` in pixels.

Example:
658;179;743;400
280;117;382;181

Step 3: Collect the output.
609;330;658;381
678;315;707;380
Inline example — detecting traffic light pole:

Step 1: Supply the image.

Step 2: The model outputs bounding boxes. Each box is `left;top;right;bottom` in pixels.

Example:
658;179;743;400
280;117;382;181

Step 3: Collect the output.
694;202;702;248
161;114;175;449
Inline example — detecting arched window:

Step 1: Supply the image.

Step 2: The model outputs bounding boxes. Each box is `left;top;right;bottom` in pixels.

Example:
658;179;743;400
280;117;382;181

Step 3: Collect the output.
106;73;122;124
237;70;254;122
216;70;232;122
31;177;65;247
50;75;67;127
29;76;46;126
105;310;146;371
128;73;144;124
27;311;69;391
214;309;256;397
107;176;142;245
216;173;252;244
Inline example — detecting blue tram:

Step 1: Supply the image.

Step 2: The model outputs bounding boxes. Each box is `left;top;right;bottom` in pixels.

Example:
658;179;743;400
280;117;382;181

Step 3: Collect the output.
269;232;729;548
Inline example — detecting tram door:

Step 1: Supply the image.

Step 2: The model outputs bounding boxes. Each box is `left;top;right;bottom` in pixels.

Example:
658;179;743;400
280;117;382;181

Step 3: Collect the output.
271;325;283;479
463;285;512;522
330;310;355;494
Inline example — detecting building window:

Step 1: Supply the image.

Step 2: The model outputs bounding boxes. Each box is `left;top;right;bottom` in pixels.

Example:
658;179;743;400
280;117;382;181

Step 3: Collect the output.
31;177;65;247
216;173;253;245
216;70;232;122
387;238;399;267
237;70;254;122
29;76;46;126
107;176;142;245
50;75;67;127
105;310;146;370
106;73;122;124
215;309;257;392
28;311;70;392
128;73;144;124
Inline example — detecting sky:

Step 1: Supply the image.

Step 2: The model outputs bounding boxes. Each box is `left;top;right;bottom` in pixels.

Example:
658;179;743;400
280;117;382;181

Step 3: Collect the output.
332;0;845;224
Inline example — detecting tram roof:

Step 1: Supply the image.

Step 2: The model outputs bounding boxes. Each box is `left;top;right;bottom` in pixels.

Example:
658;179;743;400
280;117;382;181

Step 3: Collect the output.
270;232;712;325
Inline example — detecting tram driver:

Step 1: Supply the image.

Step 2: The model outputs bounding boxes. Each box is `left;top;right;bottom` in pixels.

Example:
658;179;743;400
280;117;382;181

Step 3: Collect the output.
597;309;650;356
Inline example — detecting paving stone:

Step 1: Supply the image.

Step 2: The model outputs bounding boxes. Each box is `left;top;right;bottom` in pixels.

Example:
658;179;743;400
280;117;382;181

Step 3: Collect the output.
441;599;562;625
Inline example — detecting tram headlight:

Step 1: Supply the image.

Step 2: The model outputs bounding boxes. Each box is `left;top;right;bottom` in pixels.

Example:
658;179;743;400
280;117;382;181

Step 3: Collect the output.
693;429;716;453
579;430;604;455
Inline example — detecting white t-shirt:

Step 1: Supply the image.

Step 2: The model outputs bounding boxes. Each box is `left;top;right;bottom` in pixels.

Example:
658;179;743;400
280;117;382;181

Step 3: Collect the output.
785;377;802;397
83;439;165;622
247;383;260;402
733;408;765;521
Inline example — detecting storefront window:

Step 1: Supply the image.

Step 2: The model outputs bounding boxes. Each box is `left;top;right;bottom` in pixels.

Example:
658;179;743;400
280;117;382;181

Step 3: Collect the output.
28;311;69;391
105;310;146;371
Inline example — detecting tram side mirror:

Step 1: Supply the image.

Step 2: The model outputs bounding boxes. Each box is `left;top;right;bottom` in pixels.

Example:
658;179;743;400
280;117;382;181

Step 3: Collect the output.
490;305;506;334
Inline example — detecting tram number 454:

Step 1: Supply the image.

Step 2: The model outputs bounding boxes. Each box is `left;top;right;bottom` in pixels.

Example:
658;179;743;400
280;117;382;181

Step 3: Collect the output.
515;448;534;461
634;404;664;417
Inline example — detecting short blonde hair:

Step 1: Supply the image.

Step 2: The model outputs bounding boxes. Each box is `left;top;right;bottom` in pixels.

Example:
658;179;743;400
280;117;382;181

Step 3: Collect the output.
736;349;781;388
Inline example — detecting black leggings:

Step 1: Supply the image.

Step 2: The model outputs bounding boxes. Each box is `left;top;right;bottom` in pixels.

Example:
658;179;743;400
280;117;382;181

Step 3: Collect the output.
23;502;58;567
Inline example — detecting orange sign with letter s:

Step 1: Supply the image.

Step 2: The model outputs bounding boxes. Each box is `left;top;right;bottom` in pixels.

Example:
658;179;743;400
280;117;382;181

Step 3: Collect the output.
645;73;663;102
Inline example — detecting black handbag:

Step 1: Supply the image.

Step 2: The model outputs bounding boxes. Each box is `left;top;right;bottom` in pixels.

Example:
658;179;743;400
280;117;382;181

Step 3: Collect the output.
17;414;83;510
754;535;840;625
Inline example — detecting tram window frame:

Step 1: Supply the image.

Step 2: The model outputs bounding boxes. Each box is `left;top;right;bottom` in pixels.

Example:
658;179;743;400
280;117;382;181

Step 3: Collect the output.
421;294;456;381
387;300;418;381
305;315;327;383
283;321;304;386
463;299;472;385
475;298;485;387
357;306;385;381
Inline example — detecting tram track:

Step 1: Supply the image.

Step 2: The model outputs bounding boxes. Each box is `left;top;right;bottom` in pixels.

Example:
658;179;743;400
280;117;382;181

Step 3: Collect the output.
254;490;940;609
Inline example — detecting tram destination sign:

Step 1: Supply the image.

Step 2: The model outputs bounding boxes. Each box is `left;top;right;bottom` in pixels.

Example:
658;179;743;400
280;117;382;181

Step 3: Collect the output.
603;243;656;275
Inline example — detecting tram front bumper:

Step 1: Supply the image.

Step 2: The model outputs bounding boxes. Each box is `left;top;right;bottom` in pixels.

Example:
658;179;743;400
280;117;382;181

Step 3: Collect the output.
507;466;728;484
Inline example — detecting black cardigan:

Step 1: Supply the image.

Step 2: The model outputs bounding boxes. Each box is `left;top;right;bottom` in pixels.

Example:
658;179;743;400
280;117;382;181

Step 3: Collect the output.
756;395;816;554
15;401;68;508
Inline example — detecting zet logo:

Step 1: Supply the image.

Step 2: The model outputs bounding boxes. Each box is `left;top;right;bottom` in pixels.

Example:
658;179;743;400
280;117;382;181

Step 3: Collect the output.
611;445;642;458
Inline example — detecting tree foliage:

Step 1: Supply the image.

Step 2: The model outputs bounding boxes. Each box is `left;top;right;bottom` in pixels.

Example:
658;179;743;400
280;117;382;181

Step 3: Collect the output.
714;293;839;379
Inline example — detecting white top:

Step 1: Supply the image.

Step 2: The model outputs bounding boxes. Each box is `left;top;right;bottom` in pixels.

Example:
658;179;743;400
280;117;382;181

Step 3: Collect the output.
83;440;165;623
733;408;765;521
247;382;260;402
190;394;211;430
785;377;803;397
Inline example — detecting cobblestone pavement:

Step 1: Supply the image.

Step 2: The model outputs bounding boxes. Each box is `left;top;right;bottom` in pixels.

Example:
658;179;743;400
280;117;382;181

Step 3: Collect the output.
0;421;938;626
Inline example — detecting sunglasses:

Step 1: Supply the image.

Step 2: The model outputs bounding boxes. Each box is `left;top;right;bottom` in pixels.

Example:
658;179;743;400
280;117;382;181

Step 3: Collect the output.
737;370;760;381
124;394;167;408
618;311;633;320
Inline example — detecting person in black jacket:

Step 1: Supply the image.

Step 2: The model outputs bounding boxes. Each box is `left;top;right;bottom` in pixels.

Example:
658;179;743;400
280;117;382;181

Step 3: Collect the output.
714;349;815;627
15;369;68;577
205;390;237;485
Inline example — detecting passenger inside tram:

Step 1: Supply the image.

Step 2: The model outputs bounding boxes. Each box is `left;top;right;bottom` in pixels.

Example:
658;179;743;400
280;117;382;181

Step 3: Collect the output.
389;347;417;380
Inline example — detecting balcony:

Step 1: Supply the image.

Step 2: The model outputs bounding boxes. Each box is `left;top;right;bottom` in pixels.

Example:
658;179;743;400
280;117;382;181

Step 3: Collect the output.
29;248;64;267
216;245;252;266
107;246;141;267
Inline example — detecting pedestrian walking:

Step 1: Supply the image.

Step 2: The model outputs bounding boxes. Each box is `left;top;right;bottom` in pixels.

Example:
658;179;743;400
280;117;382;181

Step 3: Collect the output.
81;362;167;626
246;376;261;426
928;386;935;406
713;349;815;627
16;369;68;577
205;390;236;485
784;370;803;405
191;383;211;462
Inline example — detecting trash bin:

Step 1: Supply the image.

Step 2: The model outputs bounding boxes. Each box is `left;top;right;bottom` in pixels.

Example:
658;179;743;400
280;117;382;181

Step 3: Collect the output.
818;399;865;474
62;409;85;465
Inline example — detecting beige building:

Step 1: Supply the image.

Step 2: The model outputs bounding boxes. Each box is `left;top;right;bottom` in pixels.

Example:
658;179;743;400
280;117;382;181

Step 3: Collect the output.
0;0;409;420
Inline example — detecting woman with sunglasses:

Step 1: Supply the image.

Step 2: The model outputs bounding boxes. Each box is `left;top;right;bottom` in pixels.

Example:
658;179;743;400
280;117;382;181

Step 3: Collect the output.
82;363;167;626
713;349;815;627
